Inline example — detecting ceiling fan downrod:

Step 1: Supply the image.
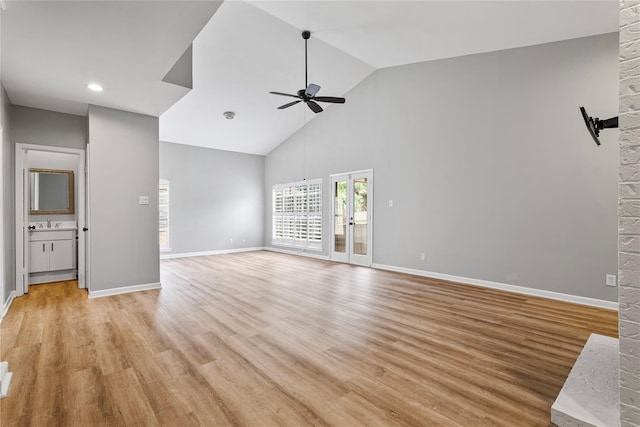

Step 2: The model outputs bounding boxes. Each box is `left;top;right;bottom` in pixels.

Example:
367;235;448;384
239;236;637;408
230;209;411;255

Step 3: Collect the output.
269;29;346;114
303;30;310;89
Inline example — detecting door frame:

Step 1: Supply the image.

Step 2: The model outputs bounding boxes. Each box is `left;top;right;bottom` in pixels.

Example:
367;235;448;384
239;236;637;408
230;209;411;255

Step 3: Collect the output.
15;143;87;296
0;125;3;304
329;169;373;267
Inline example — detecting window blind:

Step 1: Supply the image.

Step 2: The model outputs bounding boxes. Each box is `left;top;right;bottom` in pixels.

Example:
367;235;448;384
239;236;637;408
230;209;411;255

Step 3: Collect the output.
272;179;322;250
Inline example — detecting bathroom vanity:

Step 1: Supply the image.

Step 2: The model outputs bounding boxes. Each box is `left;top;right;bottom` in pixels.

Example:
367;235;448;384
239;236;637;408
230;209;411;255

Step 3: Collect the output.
27;222;77;284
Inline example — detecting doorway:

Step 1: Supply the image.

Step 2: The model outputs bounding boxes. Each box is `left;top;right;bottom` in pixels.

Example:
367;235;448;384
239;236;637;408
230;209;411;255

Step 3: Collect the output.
14;143;87;296
330;169;373;267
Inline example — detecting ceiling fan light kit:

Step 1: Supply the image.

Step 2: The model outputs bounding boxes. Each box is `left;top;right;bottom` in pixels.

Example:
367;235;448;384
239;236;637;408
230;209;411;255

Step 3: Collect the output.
270;30;346;114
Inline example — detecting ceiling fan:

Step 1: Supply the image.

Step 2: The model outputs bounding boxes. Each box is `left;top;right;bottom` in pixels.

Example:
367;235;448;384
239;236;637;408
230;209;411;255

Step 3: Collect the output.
270;30;346;114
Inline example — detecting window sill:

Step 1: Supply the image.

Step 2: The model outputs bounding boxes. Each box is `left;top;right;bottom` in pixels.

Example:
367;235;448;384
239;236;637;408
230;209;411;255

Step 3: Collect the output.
271;242;323;252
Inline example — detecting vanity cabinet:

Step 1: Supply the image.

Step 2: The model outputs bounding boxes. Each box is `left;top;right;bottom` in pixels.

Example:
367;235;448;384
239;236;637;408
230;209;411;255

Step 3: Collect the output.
28;230;74;273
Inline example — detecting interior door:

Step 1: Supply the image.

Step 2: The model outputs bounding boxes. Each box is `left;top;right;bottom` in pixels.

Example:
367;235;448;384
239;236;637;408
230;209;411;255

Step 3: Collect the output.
330;170;373;267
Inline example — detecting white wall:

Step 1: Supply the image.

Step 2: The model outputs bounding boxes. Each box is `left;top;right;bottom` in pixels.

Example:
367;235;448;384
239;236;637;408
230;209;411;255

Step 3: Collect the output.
88;105;160;292
159;141;264;255
265;33;619;302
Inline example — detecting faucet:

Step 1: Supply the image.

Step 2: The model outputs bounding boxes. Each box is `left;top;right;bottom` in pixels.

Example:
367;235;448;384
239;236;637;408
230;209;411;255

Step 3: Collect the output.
47;218;51;228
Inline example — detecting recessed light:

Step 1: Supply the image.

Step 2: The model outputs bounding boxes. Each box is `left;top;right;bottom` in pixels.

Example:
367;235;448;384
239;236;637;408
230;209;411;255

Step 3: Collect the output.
87;83;103;92
223;111;235;120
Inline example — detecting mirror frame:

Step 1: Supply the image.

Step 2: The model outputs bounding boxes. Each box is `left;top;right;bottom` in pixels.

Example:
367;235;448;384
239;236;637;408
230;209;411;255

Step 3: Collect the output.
29;168;75;215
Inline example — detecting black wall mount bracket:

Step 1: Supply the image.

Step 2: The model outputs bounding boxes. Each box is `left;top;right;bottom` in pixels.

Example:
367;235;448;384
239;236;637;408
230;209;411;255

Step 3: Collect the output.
579;106;618;146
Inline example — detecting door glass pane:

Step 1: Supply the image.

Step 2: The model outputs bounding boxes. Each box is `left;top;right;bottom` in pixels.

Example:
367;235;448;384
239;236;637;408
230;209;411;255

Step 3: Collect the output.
353;178;367;256
334;180;347;253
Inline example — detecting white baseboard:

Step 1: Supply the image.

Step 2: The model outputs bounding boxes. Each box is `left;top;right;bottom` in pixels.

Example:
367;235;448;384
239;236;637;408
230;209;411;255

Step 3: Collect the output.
88;282;162;299
0;291;16;322
161;249;617;311
372;263;618;311
265;246;330;261
161;247;264;260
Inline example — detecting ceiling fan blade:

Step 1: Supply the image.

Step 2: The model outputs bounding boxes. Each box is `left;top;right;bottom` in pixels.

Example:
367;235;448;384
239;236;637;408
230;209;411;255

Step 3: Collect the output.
278;100;302;109
305;83;321;97
307;101;323;113
313;96;346;104
270;91;300;98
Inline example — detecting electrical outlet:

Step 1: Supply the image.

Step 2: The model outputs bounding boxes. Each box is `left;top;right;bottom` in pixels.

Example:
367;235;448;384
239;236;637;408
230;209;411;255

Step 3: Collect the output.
389;200;393;208
606;274;617;287
420;253;425;261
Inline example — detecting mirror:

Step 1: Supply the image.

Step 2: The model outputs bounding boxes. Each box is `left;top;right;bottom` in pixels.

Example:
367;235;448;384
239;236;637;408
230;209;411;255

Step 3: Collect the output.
29;168;75;215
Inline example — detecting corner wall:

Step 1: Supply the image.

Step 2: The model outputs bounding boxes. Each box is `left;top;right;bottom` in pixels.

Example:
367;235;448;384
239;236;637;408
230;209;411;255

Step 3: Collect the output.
618;3;640;425
159;141;264;256
265;33;619;303
88;105;160;292
1;84;13;310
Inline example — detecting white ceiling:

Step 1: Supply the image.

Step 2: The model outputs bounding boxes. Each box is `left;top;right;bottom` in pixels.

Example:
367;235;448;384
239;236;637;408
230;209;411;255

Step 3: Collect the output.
1;1;223;116
1;1;619;155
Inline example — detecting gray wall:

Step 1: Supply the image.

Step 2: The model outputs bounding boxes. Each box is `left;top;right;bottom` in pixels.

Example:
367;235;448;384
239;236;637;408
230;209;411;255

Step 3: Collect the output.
618;2;639;424
1;83;13;307
12;105;87;149
88;105;159;291
265;33;620;302
159;141;264;255
11;106;86;224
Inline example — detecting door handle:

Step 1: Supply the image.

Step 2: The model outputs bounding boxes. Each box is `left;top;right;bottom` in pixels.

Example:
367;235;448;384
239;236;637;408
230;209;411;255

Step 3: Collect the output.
83;227;89;232
28;225;36;230
51;243;54;251
42;243;45;252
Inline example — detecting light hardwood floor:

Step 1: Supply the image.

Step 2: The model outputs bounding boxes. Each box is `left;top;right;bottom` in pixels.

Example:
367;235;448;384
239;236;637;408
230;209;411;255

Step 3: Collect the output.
1;251;617;426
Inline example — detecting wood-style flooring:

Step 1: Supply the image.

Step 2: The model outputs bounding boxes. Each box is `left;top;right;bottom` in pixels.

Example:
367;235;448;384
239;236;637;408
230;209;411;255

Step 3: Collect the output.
0;251;618;426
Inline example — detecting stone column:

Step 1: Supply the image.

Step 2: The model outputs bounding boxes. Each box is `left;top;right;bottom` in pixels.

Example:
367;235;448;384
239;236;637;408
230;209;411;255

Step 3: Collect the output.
619;2;640;426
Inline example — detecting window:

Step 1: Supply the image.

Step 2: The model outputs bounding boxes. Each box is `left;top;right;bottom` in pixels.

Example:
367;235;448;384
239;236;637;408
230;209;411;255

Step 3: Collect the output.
272;179;322;250
159;179;170;251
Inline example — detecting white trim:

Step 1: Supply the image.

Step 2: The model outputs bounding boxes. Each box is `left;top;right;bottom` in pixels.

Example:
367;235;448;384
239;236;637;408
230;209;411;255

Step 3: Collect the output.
372;263;618;311
0;291;16;322
14;143;87;295
161;247;264;260
88;282;162;299
329;168;373;177
330;169;374;267
265;246;330;261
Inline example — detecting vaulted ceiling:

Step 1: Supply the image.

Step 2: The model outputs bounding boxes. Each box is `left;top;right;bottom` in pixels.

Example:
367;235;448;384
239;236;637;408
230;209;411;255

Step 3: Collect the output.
1;1;619;155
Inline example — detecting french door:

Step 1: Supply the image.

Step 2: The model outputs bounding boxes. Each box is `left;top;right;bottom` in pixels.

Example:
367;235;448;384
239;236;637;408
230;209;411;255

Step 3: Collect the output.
330;170;373;267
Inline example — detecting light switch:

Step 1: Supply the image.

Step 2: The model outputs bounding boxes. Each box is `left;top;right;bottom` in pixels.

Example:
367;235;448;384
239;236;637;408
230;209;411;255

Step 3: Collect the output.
139;196;149;205
389;200;393;208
